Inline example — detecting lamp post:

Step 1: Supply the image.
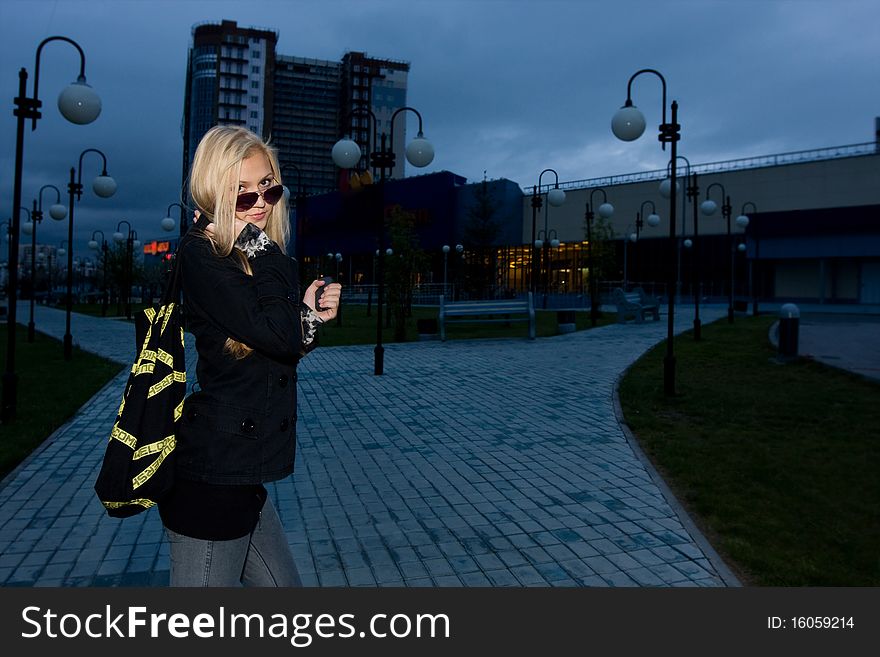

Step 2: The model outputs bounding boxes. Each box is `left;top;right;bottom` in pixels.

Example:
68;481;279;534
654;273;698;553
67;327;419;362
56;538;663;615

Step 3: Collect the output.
281;163;306;276
534;229;559;306
114;221;135;320
88;230;109;316
662;158;701;340
3;36;101;423
738;202;757;315
64;149;116;359
28;185;67;341
161;202;188;237
612;68;680;396
699;182;737;323
331;105;434;375
584;189;614;327
629;201;661;288
19;205;36;339
529;170;565;303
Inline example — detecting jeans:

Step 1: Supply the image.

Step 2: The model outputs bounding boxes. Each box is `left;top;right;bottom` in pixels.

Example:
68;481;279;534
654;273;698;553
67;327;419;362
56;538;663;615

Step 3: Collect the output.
165;497;302;587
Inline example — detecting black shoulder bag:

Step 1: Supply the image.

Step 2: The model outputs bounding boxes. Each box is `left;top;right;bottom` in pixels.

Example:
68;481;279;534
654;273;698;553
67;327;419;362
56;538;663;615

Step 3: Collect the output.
94;238;188;517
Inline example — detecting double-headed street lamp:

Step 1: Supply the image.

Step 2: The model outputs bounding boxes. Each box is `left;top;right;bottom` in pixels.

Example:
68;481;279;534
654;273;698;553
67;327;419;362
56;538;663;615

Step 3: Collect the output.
3;35;101;423
662;156;703;339
441;244;464;299
530;170;566;300
623;203;659;291
26;185;67;341
331;105;434;375
64;149;116;359
584;189;614;326
88;230;109;316
535;229;560;306
700;183;748;324
612;68;680;396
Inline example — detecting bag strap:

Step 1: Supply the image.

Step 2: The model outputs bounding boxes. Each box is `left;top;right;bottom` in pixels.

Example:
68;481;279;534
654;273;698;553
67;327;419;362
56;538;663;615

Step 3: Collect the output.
161;213;212;306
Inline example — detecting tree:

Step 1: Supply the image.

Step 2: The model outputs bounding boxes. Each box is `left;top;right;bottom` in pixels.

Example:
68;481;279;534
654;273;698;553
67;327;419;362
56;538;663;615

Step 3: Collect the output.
584;213;617;308
385;205;427;342
103;242;143;315
462;177;501;298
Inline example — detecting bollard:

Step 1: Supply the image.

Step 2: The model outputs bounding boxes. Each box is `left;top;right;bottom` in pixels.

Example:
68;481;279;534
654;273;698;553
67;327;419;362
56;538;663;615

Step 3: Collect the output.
778;303;800;360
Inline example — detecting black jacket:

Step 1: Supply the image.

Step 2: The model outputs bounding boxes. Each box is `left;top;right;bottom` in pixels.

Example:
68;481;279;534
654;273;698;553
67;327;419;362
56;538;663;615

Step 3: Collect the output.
173;223;313;485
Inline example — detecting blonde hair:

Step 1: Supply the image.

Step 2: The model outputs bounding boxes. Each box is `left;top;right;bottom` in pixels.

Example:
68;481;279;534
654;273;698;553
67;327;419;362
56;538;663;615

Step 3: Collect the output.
188;125;291;358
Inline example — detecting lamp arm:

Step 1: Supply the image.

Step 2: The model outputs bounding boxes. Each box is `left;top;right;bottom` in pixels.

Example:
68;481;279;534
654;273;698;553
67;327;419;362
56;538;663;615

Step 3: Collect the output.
537;168;559;193
31;36;88;129
387;106;425;153
77;148;108;185
38;183;62;210
626;68;667;128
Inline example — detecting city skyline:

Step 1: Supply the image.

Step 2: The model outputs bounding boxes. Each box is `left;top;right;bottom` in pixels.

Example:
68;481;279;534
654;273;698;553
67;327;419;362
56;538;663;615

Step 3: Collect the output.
1;0;878;254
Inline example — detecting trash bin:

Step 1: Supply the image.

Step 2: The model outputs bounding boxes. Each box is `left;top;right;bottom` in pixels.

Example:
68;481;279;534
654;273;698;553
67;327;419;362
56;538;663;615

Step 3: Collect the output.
778;303;799;359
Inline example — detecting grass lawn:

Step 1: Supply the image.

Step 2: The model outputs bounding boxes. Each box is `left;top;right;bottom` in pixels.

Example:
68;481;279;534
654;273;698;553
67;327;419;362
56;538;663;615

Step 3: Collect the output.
617;314;880;586
0;325;124;480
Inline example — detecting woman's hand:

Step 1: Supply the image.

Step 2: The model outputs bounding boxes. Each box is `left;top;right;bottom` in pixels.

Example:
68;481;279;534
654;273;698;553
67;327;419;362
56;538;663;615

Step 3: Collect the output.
304;279;342;323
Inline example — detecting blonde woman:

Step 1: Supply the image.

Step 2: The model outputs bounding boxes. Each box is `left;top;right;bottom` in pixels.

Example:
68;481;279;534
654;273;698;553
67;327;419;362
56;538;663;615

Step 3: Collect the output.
159;125;341;586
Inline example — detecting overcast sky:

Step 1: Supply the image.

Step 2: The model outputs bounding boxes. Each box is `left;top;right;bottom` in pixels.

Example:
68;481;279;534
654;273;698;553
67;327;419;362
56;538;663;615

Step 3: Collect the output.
1;0;878;254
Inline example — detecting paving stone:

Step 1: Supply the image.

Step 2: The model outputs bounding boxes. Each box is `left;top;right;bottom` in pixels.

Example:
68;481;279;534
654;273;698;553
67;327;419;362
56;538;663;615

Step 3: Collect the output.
0;303;731;589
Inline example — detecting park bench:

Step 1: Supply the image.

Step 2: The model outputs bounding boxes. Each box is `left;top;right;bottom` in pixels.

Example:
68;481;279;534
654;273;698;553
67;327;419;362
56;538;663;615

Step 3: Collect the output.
613;287;660;324
439;293;536;341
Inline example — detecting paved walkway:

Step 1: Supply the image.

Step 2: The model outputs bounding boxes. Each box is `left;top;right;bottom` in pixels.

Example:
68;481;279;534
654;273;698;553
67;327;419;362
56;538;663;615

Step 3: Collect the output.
3;302;742;587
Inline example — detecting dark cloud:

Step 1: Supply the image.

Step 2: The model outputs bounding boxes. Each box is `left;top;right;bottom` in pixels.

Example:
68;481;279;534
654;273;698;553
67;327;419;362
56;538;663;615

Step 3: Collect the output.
2;0;878;256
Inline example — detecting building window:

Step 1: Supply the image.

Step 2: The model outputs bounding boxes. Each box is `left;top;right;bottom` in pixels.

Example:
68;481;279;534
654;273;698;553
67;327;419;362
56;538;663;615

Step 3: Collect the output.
250;125;259;133
250;95;259;103
251;81;260;89
252;65;261;74
250;111;258;118
252;50;261;57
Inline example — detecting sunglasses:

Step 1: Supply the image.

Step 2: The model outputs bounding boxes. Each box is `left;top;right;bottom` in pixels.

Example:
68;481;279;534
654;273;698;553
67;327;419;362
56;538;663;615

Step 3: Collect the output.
236;184;284;212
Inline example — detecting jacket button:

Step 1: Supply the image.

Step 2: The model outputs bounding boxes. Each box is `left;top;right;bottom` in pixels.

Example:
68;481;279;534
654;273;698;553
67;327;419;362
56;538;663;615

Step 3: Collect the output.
241;418;256;434
277;375;288;388
280;418;289;431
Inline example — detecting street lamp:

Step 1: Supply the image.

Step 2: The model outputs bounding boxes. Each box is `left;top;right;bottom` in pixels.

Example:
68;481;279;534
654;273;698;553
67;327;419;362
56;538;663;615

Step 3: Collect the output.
628;200;660;289
612;68;681;396
281;163;307;276
331;104;434;375
738;202;758;315
64;148;116;359
442;244;463;299
535;229;560;307
114;221;136;320
700;182;737;324
584;189;614;326
663;156;703;339
88;230;109;316
19;205;37;340
161;202;188;236
3;35;101;423
530;169;565;301
27;185;67;341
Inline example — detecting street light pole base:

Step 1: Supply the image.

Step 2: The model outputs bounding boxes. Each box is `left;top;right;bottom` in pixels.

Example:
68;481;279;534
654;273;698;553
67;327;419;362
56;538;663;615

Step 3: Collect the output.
663;354;676;396
374;345;385;376
1;372;18;424
693;318;701;341
63;333;72;360
27;322;35;342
